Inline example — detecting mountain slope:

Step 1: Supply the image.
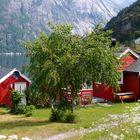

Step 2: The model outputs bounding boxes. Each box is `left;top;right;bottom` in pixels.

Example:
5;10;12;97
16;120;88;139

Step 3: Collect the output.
106;0;140;43
0;0;136;53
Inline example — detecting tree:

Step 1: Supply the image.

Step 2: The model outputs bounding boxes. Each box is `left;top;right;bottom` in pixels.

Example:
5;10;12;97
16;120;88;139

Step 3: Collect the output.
82;25;120;90
23;23;120;122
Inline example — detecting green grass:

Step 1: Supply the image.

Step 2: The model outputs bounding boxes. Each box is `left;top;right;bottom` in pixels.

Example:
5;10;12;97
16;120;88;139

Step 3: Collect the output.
75;122;140;140
69;103;140;140
0;103;138;139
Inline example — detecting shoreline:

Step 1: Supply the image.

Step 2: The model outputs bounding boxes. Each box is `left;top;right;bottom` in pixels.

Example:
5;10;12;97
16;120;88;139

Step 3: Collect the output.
0;52;26;55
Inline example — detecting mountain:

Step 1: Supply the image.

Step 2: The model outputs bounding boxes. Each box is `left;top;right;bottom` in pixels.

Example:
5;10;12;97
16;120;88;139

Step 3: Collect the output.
0;0;136;53
106;0;140;43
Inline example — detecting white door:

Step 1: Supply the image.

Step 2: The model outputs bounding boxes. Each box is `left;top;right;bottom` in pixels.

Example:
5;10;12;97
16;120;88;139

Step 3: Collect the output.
15;82;27;105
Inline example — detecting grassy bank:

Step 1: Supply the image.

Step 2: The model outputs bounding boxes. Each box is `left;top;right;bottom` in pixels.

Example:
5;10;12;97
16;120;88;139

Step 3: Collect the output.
0;103;138;139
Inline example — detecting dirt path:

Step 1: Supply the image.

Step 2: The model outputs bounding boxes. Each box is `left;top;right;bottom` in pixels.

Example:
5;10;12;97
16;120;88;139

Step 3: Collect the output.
0;113;38;122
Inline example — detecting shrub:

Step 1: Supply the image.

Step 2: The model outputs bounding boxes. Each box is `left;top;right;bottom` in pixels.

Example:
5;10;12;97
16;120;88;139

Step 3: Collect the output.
10;90;23;114
16;105;26;114
11;104;35;117
27;92;50;108
25;105;35;117
49;98;76;123
10;90;35;116
49;109;64;122
64;111;76;123
11;90;22;104
49;109;76;123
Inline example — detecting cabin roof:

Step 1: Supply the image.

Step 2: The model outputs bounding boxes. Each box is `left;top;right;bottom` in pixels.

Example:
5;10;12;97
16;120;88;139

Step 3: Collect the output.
116;47;139;59
125;58;140;73
0;67;31;83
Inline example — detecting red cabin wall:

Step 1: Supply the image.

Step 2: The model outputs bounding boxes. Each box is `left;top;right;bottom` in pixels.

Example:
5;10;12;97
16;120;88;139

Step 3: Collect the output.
93;84;114;101
0;75;30;107
93;72;140;101
121;72;139;100
81;89;93;94
93;52;138;101
80;89;93;105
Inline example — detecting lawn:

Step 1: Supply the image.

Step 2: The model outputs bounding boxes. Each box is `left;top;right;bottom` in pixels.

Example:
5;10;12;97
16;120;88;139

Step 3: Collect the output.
0;103;139;139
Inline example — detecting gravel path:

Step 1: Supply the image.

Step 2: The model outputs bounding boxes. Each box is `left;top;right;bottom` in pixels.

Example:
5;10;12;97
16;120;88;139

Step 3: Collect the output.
36;105;140;140
39;114;128;140
46;122;119;140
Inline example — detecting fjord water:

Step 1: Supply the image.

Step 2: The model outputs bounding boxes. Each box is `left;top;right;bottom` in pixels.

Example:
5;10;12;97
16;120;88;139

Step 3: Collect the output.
0;54;29;70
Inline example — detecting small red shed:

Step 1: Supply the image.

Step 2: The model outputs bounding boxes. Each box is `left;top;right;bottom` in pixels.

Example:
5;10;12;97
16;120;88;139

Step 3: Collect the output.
0;67;31;107
122;58;140;100
93;47;140;101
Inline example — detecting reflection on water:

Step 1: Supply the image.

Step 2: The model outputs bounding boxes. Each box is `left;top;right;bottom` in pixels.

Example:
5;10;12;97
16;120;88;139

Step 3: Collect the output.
0;54;29;70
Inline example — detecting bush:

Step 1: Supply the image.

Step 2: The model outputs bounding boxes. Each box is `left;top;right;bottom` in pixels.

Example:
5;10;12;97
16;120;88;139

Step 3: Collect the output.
25;105;35;117
49;109;64;122
49;109;76;123
64;111;76;123
16;105;26;114
27;93;50;108
10;105;35;117
10;90;35;116
10;90;23;114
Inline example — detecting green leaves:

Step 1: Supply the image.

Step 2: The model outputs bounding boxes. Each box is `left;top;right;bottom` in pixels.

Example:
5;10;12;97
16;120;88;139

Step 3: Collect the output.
23;23;120;103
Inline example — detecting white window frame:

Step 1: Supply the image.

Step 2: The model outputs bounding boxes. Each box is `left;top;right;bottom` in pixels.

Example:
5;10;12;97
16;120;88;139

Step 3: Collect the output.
14;82;27;105
14;82;27;93
118;73;123;84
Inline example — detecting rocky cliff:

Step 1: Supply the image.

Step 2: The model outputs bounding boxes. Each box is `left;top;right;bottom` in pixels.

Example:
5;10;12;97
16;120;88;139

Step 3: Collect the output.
0;0;136;52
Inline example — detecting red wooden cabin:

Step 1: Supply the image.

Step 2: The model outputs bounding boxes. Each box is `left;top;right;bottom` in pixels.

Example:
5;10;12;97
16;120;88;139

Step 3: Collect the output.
0;67;31;107
93;47;140;101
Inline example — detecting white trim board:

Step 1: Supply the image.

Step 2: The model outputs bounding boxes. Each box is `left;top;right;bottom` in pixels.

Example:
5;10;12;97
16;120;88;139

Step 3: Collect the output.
0;68;31;84
118;48;139;59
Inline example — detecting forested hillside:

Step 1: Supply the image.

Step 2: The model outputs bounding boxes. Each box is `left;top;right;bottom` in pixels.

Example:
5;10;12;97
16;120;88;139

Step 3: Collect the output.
106;0;140;44
0;0;30;53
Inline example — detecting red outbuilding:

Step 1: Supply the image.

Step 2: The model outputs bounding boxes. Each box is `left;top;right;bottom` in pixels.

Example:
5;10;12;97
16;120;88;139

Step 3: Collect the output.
0;67;31;107
122;58;140;100
93;47;140;101
78;47;140;102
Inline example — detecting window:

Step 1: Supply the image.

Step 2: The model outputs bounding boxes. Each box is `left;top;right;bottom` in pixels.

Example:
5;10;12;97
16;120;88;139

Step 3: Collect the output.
82;82;93;89
14;82;26;93
14;82;27;105
118;73;123;84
